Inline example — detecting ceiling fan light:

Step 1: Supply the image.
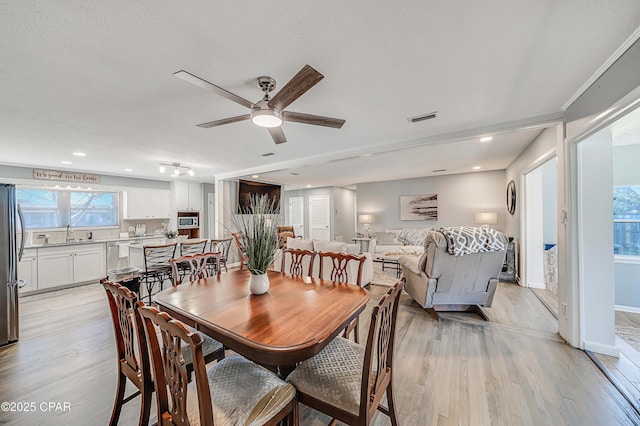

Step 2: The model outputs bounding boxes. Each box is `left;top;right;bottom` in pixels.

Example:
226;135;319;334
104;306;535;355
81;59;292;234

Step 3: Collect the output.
251;109;283;128
188;169;194;176
159;165;165;173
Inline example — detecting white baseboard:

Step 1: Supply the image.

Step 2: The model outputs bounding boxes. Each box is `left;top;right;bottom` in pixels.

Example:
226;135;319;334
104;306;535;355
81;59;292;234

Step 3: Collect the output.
584;340;619;357
615;304;640;314
527;282;545;289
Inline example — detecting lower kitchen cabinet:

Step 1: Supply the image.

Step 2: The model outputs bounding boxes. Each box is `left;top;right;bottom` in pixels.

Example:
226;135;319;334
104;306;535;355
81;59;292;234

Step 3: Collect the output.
36;244;106;291
18;248;38;294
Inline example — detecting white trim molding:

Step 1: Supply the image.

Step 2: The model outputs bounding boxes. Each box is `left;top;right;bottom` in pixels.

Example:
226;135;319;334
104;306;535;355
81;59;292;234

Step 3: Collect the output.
584;341;619;357
615;305;640;314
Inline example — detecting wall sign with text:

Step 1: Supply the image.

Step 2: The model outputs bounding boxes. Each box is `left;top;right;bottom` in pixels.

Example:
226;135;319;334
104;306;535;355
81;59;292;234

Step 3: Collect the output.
33;169;100;183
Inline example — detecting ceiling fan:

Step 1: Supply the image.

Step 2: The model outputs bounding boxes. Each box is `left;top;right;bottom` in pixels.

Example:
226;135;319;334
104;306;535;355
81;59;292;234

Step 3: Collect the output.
174;65;345;144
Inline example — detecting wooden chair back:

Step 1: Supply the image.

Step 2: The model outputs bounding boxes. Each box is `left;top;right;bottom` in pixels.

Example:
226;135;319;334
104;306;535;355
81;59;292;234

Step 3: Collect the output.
209;238;232;261
179;239;207;256
138;304;214;426
102;279;153;425
359;279;405;423
280;248;315;277
231;232;248;270
317;251;366;342
317;251;365;285
170;252;221;285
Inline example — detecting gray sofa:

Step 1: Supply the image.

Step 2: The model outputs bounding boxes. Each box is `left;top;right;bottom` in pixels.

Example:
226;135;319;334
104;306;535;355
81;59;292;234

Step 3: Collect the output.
399;229;507;321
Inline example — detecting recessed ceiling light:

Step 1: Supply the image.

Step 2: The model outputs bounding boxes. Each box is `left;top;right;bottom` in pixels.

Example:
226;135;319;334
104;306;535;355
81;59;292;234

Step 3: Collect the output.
72;152;86;157
252;175;259;178
480;136;493;142
306;185;312;188
472;166;481;170
60;161;72;165
124;168;133;172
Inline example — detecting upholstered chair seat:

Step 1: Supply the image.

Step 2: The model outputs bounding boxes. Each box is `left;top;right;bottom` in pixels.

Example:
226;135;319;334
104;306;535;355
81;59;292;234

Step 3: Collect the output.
182;325;223;366
287;336;367;415
186;355;296;426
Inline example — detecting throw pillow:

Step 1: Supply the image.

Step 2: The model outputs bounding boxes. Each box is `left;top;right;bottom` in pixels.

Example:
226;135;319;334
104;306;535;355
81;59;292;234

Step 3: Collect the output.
385;229;403;244
375;232;396;245
314;240;346;253
287;237;314;251
398;228;430;246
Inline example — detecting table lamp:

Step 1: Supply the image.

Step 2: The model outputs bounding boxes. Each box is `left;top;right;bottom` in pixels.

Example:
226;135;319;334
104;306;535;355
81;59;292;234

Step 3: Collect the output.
474;211;498;229
358;214;374;237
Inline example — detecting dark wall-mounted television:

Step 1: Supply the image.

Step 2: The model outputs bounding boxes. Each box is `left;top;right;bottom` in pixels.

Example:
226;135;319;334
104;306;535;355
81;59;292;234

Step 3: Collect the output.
237;179;282;213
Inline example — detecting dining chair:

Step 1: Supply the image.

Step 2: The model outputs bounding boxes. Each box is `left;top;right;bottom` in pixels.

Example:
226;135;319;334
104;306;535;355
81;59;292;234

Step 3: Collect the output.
280;248;315;277
140;242;177;303
287;279;405;426
137;304;298;426
232;232;249;270
103;279;226;426
317;251;366;343
209;238;233;272
170;252;221;285
179;239;208;256
102;279;153;426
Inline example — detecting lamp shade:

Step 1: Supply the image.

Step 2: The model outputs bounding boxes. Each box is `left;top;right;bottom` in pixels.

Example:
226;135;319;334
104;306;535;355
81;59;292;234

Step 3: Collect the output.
358;214;374;224
474;212;498;225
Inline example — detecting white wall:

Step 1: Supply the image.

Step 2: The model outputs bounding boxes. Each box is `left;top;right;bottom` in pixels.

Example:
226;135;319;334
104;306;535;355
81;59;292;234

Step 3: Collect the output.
356;170;506;231
542;161;558;245
578;128;616;356
524;171;545;288
282;187;356;241
505;127;560;238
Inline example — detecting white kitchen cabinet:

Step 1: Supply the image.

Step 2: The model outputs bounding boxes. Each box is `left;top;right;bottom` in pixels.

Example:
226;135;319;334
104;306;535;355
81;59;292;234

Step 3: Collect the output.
37;243;106;290
174;181;202;211
18;248;38;294
38;250;74;289
123;188;171;219
73;246;106;283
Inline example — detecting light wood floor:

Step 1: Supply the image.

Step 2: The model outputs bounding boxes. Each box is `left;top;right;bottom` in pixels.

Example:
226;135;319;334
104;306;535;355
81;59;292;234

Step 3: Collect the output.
1;281;639;425
596;311;640;407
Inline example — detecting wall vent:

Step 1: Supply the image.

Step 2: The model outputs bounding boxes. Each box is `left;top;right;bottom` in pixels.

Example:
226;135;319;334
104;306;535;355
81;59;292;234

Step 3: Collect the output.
408;111;438;123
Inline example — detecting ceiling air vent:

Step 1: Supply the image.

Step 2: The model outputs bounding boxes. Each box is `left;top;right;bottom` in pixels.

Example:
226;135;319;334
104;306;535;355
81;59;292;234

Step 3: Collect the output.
432;168;447;173
262;152;275;157
290;172;300;175
408;111;438;123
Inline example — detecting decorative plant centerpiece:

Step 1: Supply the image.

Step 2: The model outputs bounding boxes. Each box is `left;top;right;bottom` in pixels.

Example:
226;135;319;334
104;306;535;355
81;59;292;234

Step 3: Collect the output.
231;194;281;295
164;229;179;240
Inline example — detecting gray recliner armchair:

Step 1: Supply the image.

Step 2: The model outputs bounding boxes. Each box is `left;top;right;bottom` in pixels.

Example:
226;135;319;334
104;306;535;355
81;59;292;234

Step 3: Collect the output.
399;229;507;321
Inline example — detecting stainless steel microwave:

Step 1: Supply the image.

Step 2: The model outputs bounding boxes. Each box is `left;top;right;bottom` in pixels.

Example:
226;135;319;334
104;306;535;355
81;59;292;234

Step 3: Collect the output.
178;217;198;228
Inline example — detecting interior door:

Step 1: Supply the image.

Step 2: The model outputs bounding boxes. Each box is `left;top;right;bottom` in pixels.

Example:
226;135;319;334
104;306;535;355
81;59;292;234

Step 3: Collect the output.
288;196;304;238
309;195;330;241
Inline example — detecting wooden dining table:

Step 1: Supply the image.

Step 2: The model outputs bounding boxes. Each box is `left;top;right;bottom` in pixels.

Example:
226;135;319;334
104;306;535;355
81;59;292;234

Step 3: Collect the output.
153;269;370;373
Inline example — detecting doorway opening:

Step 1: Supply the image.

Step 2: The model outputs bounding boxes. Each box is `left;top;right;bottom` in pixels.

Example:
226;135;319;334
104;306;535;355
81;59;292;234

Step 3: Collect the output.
523;157;559;315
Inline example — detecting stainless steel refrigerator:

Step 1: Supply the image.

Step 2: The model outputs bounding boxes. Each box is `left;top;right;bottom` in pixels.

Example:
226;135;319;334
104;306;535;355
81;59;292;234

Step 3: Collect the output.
1;184;26;347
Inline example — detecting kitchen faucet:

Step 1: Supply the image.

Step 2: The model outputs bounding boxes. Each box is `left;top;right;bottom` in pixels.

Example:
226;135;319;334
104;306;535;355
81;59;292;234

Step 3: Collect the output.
66;224;74;242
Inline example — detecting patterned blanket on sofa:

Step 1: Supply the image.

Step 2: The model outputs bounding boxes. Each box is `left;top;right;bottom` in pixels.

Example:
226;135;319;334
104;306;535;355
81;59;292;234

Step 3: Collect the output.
439;226;506;256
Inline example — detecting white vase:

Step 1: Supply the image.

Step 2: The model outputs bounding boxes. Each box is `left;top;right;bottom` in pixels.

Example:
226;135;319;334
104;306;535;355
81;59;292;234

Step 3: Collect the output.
248;272;270;295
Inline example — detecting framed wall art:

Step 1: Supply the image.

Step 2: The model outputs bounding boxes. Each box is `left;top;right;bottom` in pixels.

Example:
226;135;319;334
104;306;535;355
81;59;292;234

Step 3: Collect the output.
400;194;438;220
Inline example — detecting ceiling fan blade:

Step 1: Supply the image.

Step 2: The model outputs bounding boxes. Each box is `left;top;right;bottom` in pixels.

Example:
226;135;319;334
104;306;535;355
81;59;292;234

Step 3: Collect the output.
268;127;287;144
283;111;345;129
174;70;257;110
268;65;324;111
197;114;250;128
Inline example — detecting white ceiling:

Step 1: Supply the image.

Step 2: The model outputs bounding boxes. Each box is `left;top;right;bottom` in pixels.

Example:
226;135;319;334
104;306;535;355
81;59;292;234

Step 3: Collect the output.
1;1;639;188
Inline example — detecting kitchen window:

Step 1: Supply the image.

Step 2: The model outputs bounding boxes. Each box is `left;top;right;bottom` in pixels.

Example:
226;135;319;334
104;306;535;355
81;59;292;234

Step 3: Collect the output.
17;188;119;229
614;185;640;257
